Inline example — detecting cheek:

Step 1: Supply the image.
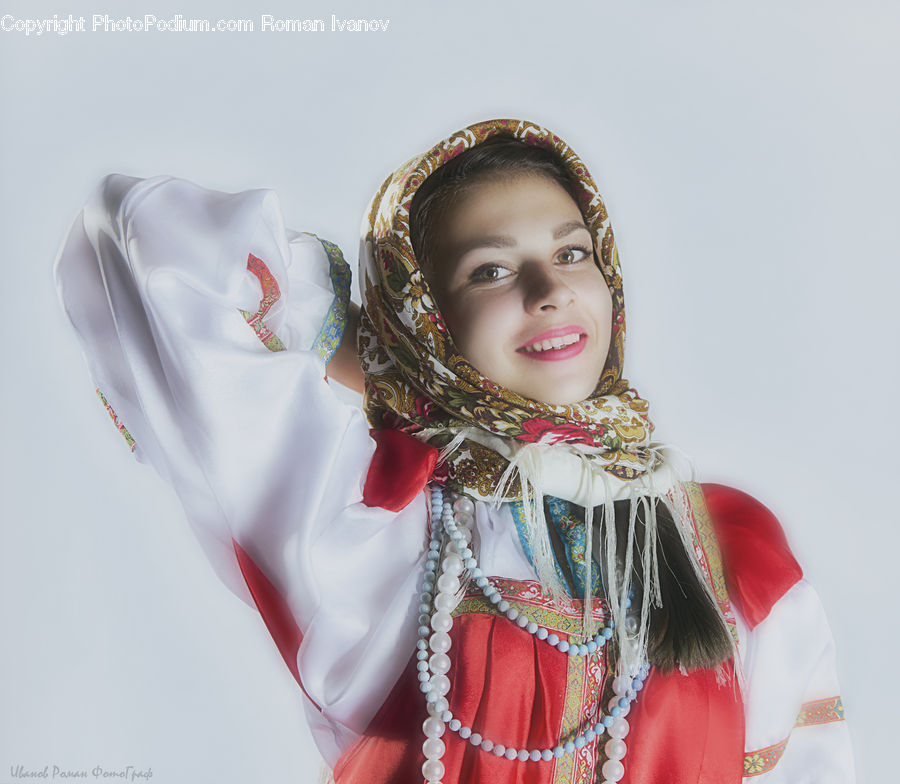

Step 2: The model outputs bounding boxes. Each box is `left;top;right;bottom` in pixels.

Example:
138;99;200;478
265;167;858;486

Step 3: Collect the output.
589;277;614;322
600;288;615;332
439;297;476;358
443;294;514;364
449;303;488;358
585;279;614;349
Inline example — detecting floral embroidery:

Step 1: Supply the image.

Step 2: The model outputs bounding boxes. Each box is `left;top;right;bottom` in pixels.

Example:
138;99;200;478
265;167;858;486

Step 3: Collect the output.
308;235;350;363
743;696;846;776
743;737;789;776
796;696;845;726
453;577;609;636
95;389;135;452
239;253;286;352
555;652;604;784
240;242;348;360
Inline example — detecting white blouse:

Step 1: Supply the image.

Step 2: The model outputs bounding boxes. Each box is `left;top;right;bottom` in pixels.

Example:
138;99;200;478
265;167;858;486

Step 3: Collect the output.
54;174;855;781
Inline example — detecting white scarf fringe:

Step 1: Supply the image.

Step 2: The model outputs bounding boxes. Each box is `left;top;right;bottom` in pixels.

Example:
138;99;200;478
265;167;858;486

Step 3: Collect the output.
427;430;738;680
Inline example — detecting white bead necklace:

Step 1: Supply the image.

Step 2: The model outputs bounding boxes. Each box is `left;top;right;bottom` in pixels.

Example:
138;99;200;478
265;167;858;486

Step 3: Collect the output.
417;485;650;784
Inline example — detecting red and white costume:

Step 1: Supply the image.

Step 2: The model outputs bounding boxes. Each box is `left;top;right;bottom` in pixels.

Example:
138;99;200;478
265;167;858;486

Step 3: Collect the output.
55;174;855;783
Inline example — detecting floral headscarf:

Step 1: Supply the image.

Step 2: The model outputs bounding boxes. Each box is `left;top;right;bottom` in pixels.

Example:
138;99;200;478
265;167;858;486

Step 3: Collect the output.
358;118;658;503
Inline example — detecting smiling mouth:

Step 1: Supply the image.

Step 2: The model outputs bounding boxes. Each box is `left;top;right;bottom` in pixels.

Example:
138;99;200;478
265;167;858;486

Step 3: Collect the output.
519;331;584;353
516;331;588;362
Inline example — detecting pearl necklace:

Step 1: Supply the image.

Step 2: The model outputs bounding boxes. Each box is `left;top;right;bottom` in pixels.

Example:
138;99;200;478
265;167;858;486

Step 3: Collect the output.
417;485;649;784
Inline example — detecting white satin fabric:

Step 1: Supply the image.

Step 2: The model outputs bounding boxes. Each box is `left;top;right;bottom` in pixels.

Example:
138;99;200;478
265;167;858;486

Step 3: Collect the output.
736;579;855;782
55;175;853;778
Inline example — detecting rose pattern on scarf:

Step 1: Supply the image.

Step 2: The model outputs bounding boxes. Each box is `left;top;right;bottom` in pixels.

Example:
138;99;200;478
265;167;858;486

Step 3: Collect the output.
519;418;601;446
414;396;441;422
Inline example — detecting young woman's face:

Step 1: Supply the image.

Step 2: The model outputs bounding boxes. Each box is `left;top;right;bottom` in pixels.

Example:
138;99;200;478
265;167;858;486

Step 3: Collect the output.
425;174;613;406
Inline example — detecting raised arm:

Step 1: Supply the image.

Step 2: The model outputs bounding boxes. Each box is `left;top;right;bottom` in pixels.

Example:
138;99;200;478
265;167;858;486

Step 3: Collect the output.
54;174;428;764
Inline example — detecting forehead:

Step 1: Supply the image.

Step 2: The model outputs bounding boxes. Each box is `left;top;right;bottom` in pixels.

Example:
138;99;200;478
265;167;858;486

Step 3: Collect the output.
429;173;588;261
440;173;583;227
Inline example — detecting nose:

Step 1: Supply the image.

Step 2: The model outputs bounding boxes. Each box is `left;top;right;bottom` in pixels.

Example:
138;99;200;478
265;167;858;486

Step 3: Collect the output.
522;264;575;313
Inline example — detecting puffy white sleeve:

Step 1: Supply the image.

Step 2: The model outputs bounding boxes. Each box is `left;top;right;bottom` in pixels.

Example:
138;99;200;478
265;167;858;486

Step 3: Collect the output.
53;175;430;765
738;579;855;782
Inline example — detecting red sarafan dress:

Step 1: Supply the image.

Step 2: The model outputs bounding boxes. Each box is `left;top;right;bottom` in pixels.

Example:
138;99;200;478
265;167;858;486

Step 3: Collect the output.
55;172;854;782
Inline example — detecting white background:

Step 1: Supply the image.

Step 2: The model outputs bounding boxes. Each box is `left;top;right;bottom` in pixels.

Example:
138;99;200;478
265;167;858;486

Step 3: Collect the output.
1;1;897;782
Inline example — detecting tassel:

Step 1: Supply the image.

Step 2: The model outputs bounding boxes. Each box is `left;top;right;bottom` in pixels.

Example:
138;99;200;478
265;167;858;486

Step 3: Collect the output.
435;428;470;465
623;496;639;658
581;501;595;642
490;442;569;604
473;436;739;680
596;469;636;674
575;451;596;643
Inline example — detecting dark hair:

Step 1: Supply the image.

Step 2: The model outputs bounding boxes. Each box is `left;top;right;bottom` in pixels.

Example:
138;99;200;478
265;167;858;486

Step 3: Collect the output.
409;133;584;272
546;498;735;673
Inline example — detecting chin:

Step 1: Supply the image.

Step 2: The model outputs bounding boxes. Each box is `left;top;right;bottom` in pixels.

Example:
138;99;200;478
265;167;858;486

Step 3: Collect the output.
514;369;604;406
527;386;593;407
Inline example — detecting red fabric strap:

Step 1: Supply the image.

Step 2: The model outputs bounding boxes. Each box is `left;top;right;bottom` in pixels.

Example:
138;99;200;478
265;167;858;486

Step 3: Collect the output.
701;483;803;629
232;539;320;711
623;660;744;783
363;429;438;512
334;613;573;784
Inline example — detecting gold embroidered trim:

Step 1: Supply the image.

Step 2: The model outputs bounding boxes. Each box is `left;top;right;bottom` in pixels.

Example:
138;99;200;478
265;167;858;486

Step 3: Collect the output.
796;695;845;726
744;736;789;777
684;482;740;643
743;696;846;776
551;654;585;783
452;578;609;636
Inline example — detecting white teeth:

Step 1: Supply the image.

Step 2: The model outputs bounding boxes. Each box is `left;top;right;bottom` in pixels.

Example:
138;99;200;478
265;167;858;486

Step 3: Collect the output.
522;332;582;353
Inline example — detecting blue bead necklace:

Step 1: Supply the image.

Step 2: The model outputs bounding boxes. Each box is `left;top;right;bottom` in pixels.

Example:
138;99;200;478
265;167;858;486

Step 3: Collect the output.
417;485;649;784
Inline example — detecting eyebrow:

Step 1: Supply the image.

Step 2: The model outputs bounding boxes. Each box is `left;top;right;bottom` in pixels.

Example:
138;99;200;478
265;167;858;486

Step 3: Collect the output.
449;221;591;265
552;221;592;240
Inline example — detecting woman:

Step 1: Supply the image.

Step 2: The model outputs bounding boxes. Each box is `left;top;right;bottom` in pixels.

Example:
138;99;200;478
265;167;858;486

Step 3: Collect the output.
54;118;853;782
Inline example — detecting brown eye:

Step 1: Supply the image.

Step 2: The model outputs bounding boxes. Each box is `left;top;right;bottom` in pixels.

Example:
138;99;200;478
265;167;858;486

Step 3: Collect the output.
557;246;592;265
471;264;511;283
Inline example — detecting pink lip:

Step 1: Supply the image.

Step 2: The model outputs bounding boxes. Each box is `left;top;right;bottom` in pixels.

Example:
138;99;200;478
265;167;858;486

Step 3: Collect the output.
516;325;589;362
520;336;587;362
517;325;587;349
